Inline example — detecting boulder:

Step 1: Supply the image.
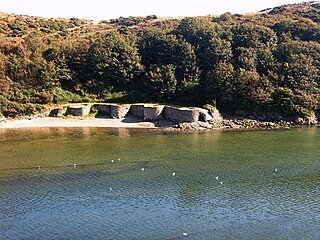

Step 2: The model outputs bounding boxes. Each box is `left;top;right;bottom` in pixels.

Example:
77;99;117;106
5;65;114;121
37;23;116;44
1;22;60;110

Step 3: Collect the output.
110;105;130;118
306;116;317;125
144;105;164;121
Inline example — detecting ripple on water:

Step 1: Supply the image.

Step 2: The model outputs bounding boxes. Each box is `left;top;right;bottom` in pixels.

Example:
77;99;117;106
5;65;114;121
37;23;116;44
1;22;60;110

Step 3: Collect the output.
1;128;320;239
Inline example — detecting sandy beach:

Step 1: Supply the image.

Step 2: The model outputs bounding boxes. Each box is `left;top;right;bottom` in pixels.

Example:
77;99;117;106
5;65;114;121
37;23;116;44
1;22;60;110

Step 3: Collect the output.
0;117;173;129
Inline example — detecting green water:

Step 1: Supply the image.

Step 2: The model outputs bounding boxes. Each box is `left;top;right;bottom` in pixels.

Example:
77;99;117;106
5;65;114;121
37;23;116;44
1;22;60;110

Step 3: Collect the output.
0;127;319;239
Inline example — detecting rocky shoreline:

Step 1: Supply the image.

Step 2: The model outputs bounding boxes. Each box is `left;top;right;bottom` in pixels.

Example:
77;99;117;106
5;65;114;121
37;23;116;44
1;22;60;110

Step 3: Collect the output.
173;117;319;131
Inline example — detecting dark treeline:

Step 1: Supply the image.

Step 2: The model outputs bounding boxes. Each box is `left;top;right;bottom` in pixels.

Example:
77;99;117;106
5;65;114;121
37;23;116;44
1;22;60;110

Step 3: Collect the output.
0;2;319;118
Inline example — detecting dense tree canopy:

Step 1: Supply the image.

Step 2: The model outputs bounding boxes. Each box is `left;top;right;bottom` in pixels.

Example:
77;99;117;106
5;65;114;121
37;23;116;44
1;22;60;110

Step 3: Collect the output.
0;1;319;118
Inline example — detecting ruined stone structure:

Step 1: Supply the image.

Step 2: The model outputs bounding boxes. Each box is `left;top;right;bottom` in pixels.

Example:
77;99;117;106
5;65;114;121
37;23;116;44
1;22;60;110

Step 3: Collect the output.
208;108;223;120
93;104;111;115
49;108;67;117
143;105;164;121
48;103;223;127
129;105;144;118
110;105;130;118
195;108;214;122
163;106;199;122
65;105;91;116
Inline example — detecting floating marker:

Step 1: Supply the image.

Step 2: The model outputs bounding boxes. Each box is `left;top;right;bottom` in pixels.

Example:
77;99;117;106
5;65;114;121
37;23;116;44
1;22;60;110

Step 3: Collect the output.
141;168;145;171
275;168;278;172
172;172;176;176
118;158;121;161
220;182;223;184
111;160;114;163
215;176;219;180
73;164;77;167
37;166;41;169
183;232;188;237
109;187;112;191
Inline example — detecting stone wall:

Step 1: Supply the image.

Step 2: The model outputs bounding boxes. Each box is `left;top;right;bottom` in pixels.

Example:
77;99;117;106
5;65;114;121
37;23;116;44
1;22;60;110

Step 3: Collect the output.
49;108;66;117
110;105;130;118
196;108;213;122
47;103;223;125
65;105;91;116
163;106;199;123
129;105;144;118
143;105;164;121
93;104;111;115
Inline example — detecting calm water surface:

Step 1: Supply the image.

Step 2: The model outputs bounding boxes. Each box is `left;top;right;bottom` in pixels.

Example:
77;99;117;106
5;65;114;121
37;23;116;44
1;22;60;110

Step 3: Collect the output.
0;127;319;239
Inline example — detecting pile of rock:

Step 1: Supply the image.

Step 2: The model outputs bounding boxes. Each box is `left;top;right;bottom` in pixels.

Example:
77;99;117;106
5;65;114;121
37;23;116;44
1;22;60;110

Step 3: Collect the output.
223;119;284;129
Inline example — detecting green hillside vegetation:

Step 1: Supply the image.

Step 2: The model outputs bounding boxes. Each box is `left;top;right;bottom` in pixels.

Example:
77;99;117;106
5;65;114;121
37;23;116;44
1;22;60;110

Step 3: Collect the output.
0;1;319;118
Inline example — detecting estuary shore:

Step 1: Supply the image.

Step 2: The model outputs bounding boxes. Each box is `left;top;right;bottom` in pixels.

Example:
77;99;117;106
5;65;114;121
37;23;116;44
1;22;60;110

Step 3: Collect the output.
0;116;174;129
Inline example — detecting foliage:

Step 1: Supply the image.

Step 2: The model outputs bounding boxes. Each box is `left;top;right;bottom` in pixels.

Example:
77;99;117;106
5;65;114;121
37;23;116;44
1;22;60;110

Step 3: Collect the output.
0;2;319;118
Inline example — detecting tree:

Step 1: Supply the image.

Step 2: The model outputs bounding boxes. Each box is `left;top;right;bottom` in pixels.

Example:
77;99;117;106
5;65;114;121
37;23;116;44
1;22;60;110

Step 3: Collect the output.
274;54;319;116
89;32;143;92
204;62;235;109
232;23;277;49
272;18;320;42
175;17;229;73
139;30;200;97
145;64;177;101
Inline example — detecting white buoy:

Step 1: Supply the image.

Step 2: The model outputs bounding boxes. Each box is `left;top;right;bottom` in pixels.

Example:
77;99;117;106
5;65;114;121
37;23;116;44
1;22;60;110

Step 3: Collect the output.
183;232;188;237
215;176;219;180
118;158;121;161
37;166;41;169
109;187;112;191
220;182;223;184
172;172;176;176
141;168;145;171
111;160;114;163
73;164;77;167
275;168;278;172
